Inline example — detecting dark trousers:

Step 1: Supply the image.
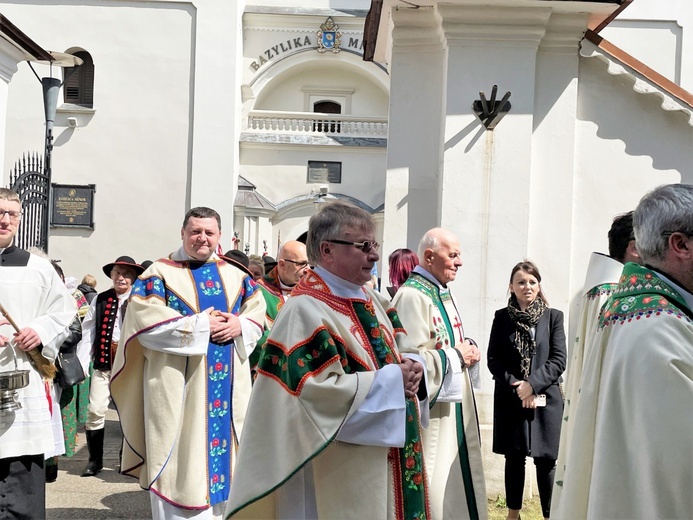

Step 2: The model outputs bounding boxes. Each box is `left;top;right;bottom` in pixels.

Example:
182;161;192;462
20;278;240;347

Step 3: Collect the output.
504;454;555;518
0;455;45;520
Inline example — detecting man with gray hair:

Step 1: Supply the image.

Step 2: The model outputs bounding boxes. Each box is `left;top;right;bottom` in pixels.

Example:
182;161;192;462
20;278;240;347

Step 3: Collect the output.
392;227;487;520
226;200;430;519
555;184;693;519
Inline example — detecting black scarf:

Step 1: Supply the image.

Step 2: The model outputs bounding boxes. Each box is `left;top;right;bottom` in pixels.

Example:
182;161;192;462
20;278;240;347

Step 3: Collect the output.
507;295;547;379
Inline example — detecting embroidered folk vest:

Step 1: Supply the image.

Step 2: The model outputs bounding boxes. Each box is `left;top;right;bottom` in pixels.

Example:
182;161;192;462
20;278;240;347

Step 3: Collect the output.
92;288;123;370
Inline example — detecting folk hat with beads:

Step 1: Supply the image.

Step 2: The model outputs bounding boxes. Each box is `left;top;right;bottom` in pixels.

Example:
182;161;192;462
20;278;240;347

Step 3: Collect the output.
102;255;145;277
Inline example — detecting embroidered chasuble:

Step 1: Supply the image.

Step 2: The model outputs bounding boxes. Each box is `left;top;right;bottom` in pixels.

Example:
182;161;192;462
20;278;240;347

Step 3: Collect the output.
392;270;487;520
111;255;265;510
0;247;76;459
226;269;430;520
552;252;622;512
554;263;693;519
251;266;291;369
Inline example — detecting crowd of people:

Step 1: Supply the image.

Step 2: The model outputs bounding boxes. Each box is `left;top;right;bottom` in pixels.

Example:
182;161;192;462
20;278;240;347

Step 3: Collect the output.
0;183;691;520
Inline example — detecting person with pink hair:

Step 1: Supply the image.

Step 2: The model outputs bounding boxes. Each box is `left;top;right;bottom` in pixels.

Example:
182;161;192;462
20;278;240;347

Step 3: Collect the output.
387;248;419;297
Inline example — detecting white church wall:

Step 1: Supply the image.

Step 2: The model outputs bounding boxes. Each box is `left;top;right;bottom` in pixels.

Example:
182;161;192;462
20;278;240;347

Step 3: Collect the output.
246;0;371;9
240;145;386;210
1;2;196;287
601;0;693;91
567;55;689;349
255;62;388;116
1;1;246;289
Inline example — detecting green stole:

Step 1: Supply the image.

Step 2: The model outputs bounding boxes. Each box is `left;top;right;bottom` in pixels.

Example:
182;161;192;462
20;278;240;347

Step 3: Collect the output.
404;273;479;520
352;300;430;520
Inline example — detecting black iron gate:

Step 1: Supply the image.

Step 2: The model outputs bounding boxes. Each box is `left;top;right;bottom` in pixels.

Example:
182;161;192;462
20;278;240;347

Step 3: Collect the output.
8;152;49;252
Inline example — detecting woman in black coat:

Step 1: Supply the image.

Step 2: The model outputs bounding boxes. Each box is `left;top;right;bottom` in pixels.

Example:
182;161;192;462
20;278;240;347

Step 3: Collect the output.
487;261;566;520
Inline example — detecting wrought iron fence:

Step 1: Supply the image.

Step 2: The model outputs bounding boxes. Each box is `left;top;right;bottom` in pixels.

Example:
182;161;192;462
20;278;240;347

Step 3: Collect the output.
7;152;49;252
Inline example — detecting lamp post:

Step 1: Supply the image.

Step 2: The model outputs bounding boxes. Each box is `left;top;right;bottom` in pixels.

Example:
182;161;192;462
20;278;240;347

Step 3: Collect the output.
26;52;82;252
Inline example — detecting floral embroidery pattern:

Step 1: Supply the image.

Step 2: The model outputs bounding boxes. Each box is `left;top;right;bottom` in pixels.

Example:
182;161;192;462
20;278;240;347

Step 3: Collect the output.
431;315;448;349
188;261;233;506
198;266;224;296
166;292;191;316
599;264;692;328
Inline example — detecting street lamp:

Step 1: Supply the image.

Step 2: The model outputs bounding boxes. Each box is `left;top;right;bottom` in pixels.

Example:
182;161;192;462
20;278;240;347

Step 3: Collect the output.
26;51;83;252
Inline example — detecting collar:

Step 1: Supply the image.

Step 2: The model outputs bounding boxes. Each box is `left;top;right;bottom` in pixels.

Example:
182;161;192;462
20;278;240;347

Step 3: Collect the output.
413;265;449;292
313;265;368;300
279;278;295;294
170;246;219;262
650;269;693;312
582;252;623;294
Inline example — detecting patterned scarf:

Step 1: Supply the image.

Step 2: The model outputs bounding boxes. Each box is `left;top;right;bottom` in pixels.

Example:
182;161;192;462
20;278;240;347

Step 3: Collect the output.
507;295;548;379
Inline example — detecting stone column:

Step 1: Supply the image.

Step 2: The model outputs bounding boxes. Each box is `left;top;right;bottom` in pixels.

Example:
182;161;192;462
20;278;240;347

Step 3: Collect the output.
381;6;445;282
189;0;245;228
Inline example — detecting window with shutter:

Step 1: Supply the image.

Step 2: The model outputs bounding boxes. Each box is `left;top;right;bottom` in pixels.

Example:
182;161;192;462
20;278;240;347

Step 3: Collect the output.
62;50;94;108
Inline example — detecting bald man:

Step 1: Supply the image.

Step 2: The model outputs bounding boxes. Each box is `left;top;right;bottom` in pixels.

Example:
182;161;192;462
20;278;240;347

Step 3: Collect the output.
251;241;309;368
392;228;487;520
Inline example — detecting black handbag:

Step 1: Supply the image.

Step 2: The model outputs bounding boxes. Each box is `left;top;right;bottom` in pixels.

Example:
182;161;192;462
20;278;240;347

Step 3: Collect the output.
55;351;86;388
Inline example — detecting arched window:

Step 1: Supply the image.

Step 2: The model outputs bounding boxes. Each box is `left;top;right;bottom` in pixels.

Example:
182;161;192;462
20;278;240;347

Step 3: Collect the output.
313;101;341;133
62;50;94;108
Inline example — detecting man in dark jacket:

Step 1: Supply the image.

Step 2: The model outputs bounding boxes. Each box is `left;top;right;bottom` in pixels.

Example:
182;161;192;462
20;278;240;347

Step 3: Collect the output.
76;256;143;477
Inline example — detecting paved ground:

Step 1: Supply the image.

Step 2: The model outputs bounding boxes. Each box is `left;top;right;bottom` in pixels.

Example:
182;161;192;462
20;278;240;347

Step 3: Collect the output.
46;408;150;519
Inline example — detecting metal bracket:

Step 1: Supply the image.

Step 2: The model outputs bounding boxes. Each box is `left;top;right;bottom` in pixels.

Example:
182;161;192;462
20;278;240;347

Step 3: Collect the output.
472;85;511;130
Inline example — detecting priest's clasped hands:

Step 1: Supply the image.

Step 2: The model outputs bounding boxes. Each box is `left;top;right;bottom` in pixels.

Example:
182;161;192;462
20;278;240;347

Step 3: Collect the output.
206;308;241;345
399;357;424;399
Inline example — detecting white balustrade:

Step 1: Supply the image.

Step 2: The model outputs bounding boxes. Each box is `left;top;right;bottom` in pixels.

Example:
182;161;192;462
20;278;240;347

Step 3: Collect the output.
247;110;388;138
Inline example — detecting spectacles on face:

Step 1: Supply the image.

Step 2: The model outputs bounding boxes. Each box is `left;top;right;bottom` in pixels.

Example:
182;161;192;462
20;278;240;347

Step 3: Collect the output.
663;231;693;238
326;239;380;254
0;210;22;222
283;259;309;268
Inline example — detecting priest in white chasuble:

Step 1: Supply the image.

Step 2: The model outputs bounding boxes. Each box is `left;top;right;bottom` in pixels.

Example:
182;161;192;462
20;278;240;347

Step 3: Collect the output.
226;201;430;520
392;228;487;520
111;207;265;520
555;184;693;519
552;211;640;512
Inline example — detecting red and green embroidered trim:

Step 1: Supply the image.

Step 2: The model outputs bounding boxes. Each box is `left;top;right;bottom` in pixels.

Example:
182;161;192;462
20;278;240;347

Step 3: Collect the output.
392;399;430;520
599;264;692;328
585;282;618;301
257;327;370;395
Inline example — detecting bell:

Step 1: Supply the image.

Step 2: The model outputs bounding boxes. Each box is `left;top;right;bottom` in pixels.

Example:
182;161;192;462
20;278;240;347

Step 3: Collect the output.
0;370;30;413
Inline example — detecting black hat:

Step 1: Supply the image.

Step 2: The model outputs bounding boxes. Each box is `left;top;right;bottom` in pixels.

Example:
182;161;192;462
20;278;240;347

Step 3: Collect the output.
141;260;154;270
102;256;145;277
224;250;249;268
220;251;253;277
262;255;277;271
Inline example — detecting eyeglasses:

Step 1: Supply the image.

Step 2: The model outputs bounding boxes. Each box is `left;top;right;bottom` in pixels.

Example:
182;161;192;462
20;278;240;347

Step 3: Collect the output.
326;239;380;254
0;210;22;221
663;231;693;238
283;259;309;268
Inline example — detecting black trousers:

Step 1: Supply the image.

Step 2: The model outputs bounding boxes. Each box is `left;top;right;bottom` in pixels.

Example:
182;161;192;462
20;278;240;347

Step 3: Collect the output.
0;455;45;520
504;454;555;518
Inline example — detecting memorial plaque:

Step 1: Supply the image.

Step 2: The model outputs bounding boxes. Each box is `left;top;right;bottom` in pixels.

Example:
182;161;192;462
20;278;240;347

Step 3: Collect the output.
307;161;341;183
51;184;95;228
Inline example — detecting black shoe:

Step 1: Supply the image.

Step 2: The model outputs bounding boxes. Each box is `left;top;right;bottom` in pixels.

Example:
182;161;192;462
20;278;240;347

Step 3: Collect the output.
81;429;105;477
81;460;103;477
46;463;58;483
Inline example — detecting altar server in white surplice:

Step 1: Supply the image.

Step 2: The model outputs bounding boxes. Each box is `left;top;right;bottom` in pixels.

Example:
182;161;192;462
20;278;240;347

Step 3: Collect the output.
0;188;76;519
